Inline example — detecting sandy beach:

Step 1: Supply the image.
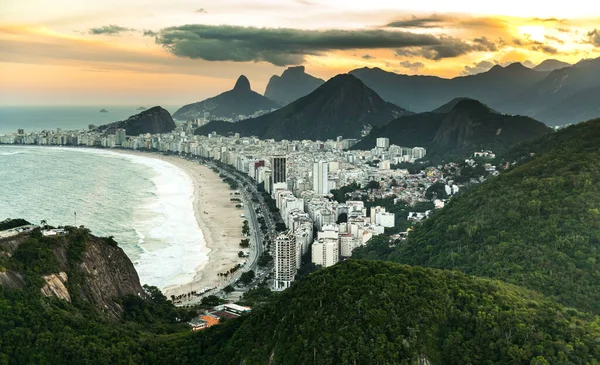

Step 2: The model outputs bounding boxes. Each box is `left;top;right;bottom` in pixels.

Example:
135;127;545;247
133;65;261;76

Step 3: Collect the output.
112;150;244;298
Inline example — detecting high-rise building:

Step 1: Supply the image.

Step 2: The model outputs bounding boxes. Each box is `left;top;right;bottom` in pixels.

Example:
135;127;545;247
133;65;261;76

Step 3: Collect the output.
275;231;298;291
115;128;126;146
312;161;329;195
271;156;287;193
376;137;390;149
412;147;427;159
311;238;339;268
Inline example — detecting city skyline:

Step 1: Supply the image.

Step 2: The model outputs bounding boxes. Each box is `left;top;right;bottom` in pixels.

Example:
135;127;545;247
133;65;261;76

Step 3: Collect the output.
2;0;600;105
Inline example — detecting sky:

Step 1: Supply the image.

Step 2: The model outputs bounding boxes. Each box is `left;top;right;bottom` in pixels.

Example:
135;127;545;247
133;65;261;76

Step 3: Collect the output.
1;0;600;106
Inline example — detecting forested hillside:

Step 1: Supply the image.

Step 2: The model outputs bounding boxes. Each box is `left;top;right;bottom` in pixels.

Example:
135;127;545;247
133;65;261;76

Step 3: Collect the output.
355;118;600;313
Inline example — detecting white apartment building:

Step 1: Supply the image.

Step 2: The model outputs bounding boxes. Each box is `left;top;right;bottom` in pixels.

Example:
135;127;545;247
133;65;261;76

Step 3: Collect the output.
311;237;339;268
275;231;299;291
312;161;329;195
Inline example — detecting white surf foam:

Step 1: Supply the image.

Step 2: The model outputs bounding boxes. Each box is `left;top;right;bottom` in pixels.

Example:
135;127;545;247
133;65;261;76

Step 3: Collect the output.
53;148;210;289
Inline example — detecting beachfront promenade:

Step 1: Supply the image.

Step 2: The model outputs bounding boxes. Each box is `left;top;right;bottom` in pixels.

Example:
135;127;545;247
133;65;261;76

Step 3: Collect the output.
170;157;270;306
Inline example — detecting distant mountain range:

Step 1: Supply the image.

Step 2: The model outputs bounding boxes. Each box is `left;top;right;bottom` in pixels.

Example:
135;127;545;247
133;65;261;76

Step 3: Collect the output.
196;74;411;141
532;59;571;72
265;57;600;126
264;66;325;104
352;98;552;159
173;75;280;121
97;106;176;136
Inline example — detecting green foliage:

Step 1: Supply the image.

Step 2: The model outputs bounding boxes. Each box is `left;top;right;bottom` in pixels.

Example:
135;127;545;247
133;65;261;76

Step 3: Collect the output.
223;285;235;294
11;237;61;277
239;271;255;285
0;218;30;231
210;260;600;364
201;295;224;307
257;252;273;267
329;182;360;203
356;118;600;314
239;239;250;248
425;181;448;200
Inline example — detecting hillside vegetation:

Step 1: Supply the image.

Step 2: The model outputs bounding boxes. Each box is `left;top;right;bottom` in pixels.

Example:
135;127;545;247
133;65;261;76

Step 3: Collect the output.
355;118;600;313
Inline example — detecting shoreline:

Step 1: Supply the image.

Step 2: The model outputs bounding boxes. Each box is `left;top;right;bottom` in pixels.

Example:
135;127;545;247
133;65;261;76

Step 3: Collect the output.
110;150;245;298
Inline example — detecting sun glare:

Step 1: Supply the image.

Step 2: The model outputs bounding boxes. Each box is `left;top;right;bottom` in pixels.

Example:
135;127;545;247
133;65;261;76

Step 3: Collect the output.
517;25;546;43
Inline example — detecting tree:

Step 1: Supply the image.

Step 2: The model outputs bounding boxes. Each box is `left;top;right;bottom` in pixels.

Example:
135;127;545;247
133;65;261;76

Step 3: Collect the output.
238;251;245;258
240;239;250;248
239;270;255;285
366;180;380;190
223;285;235;294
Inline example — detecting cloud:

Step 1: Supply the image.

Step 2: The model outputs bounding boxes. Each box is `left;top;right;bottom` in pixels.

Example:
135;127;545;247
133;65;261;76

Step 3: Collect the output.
195;8;208;13
589;29;600;47
362;54;375;59
462;60;495;75
531;44;559;54
143;30;158;37
398;60;424;71
386;16;445;28
154;24;442;66
395;36;499;60
473;36;498;51
89;25;135;35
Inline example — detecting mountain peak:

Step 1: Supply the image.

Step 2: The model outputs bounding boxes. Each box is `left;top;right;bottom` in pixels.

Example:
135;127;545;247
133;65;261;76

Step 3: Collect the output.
450;98;497;114
533;59;571;72
264;66;325;103
282;65;306;76
233;75;251;91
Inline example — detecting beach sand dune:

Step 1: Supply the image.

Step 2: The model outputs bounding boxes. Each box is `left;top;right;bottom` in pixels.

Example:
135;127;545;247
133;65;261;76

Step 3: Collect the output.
113;151;244;298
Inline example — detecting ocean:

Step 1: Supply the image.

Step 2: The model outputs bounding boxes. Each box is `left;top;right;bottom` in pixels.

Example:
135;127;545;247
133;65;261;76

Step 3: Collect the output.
0;106;179;134
0;145;208;290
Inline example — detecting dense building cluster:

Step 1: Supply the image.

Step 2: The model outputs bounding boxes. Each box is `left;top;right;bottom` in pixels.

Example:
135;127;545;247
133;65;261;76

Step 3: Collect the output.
2;123;447;290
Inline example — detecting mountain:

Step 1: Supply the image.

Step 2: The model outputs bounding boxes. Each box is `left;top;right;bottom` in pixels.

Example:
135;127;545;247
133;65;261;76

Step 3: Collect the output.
352;98;551;159
96;106;176;136
355;117;600;314
196;74;412;141
535;85;600;126
533;59;571;72
349;63;550;113
264;66;325;104
3;223;600;364
173;75;280;121
502;57;600;125
0;223;144;318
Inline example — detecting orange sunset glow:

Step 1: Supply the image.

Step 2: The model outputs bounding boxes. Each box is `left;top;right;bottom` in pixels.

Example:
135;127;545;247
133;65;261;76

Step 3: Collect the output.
1;0;600;105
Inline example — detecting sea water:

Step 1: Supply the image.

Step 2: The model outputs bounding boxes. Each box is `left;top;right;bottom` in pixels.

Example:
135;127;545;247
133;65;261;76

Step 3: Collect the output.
0;106;178;134
0;145;208;290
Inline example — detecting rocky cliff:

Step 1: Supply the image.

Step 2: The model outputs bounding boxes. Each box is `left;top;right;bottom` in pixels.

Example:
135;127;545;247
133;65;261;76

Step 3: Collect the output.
173;75;280;121
0;226;144;319
264;66;325;104
97;106;176;136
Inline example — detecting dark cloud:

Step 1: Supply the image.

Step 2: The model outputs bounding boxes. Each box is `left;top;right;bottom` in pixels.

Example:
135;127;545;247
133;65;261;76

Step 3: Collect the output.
398;60;424;71
143;30;158;37
473;36;498;51
386;16;445;28
155;24;442;66
545;35;565;44
362;54;376;60
462;60;495;75
89;25;135;35
195;8;208;13
395;36;499;61
531;44;559;54
589;29;600;47
532;17;567;23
